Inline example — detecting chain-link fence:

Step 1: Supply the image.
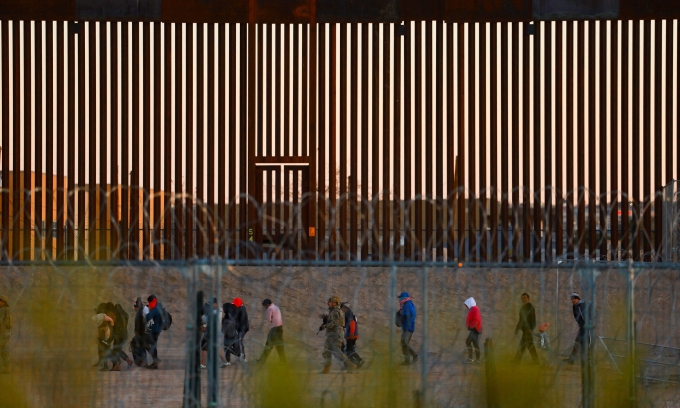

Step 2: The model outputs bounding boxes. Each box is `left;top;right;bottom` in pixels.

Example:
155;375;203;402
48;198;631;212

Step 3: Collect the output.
1;260;680;407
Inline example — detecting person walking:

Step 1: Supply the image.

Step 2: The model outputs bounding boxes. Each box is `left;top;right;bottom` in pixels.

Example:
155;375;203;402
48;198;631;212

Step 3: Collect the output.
221;302;240;366
340;302;364;368
514;293;539;364
397;292;418;366
144;294;164;369
319;296;356;374
93;311;114;371
255;299;286;364
563;293;593;365
233;297;249;362
0;295;12;373
109;304;133;371
464;297;483;363
131;298;151;367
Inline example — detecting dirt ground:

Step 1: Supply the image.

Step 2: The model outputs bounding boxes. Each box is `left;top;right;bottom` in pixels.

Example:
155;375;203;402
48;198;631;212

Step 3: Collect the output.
1;264;680;407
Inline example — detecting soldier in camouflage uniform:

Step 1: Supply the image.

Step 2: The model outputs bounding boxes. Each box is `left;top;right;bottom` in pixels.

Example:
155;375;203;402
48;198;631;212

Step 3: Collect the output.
0;295;11;373
319;296;356;374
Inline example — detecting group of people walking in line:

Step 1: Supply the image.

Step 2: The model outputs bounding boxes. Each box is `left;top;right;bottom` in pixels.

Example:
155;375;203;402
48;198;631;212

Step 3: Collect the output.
0;287;594;377
88;290;591;374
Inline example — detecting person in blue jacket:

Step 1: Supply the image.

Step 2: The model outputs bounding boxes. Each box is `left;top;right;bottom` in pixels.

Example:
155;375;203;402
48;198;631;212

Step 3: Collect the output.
398;292;418;366
144;294;164;369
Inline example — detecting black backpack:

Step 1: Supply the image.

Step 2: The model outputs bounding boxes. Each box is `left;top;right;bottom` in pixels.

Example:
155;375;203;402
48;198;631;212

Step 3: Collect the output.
395;310;402;328
161;307;173;331
222;313;237;338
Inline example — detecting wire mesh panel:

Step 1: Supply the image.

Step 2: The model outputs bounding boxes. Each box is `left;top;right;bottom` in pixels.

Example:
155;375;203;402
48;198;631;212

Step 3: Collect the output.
1;261;680;407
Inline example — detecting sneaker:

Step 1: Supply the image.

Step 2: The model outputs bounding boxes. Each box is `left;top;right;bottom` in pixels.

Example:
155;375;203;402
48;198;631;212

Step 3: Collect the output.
400;360;410;366
411;355;419;365
466;358;476;364
220;362;230;368
200;364;207;369
356;360;364;369
146;363;159;369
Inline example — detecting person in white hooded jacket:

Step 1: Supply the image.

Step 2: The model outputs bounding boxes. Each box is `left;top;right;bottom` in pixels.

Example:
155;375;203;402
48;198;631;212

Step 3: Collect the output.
464;297;483;363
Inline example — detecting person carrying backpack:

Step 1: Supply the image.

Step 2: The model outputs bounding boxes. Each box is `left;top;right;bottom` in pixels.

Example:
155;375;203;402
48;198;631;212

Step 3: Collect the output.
144;295;165;369
397;292;418;366
340;302;364;368
233;298;249;362
0;295;12;373
222;303;240;366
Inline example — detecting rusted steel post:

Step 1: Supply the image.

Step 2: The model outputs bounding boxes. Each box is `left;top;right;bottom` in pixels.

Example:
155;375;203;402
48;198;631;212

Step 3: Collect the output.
631;21;640;260
565;22;575;259
434;21;444;260
1;21;10;260
587;21;596;259
163;22;172;260
99;22;108;260
153;22;162;259
350;23;358;260
489;22;499;262
96;22;109;259
110;22;119;258
555;22;564;259
56;22;66;259
185;23;194;259
24;21;32;260
457;22;466;262
609;21;619;260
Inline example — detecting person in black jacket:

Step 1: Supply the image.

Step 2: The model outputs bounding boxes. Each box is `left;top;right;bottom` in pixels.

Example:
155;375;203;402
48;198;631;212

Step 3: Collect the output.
514;293;539;364
233;298;249;362
222;303;241;365
131;298;151;367
563;292;592;365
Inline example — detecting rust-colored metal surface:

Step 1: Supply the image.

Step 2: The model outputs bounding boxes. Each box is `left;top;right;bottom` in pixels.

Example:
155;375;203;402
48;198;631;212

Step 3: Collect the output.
0;18;676;262
1;22;9;259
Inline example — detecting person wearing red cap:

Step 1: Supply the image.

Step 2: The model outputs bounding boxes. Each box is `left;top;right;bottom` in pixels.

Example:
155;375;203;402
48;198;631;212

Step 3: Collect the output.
232;298;249;362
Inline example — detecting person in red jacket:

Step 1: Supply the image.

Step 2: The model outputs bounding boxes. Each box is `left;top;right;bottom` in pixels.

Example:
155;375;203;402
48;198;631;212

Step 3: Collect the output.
464;297;483;363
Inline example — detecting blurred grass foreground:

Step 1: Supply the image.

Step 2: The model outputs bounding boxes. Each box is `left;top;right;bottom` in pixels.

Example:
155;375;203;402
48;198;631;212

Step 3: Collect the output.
1;263;680;407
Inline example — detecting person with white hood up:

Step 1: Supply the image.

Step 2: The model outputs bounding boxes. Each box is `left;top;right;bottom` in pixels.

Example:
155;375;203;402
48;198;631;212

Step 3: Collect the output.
464;297;483;363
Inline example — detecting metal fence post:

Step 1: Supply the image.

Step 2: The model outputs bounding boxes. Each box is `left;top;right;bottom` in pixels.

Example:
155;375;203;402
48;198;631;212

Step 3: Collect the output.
208;261;221;407
184;283;202;408
484;338;497;408
419;265;428;405
580;267;596;408
626;265;637;407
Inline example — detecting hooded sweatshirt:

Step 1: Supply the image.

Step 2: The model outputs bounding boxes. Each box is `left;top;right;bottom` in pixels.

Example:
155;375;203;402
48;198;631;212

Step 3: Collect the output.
399;298;416;333
232;298;249;334
464;297;483;334
145;300;164;333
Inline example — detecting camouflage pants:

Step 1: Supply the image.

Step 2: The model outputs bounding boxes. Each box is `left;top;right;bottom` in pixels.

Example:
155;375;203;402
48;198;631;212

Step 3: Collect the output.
322;335;352;367
0;335;9;372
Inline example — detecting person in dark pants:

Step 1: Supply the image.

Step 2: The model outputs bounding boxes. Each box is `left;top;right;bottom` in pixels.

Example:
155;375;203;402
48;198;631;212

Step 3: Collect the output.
233;297;249;362
109;304;133;371
255;299;285;364
397;292;418;366
144;294;164;369
464;297;483;363
131;298;151;367
563;292;592;365
514;293;539;364
340;302;364;368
